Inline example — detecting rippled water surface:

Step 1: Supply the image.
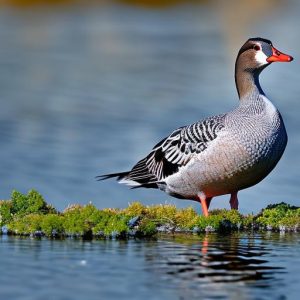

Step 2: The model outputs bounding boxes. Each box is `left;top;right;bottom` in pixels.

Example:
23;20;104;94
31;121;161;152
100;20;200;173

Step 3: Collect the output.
1;233;299;300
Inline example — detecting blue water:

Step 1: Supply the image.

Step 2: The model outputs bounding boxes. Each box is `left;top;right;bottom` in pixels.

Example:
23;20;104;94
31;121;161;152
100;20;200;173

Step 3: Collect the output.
1;1;300;299
1;233;299;300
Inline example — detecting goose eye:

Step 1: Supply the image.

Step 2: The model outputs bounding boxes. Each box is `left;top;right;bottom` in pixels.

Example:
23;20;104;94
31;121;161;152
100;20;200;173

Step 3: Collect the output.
253;45;261;51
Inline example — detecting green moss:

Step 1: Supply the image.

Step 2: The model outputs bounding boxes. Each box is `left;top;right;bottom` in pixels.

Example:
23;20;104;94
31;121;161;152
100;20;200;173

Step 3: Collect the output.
8;214;43;235
125;203;199;230
278;215;300;230
101;214;130;237
172;206;199;229
62;204;130;238
196;215;221;231
242;214;256;229
146;204;177;221
10;190;27;214
138;218;157;236
41;214;64;237
194;209;243;232
123;202;146;217
11;190;56;216
91;210;130;237
211;209;243;225
90;210;116;235
0;200;13;226
63;203;102;236
257;202;300;229
2;189;300;238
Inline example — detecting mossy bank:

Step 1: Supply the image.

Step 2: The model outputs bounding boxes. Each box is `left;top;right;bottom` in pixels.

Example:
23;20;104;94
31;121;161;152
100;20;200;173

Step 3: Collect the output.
0;190;300;239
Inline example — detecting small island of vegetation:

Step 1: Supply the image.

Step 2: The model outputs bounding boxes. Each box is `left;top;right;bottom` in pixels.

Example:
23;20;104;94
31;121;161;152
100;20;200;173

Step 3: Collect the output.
0;190;299;239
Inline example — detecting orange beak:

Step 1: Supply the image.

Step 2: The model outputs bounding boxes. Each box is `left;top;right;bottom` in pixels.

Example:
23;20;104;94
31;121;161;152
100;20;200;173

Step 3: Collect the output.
267;46;293;63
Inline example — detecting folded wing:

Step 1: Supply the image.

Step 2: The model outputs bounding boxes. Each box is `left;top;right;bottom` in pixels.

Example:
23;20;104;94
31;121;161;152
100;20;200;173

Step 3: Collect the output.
104;114;226;188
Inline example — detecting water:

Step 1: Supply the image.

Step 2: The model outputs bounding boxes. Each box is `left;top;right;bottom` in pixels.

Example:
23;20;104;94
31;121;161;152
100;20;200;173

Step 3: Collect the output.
1;233;299;300
0;1;300;299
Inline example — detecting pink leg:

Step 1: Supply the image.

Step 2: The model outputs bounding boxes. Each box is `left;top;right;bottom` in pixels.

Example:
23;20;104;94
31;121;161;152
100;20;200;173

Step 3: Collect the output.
198;194;212;217
229;191;239;210
201;235;209;254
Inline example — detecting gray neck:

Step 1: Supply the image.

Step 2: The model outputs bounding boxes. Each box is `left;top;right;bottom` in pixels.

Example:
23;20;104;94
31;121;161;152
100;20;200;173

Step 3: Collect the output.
235;66;265;101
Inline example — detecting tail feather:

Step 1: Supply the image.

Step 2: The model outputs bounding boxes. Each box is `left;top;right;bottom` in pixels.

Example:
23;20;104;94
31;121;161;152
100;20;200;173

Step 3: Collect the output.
97;156;160;189
96;171;130;181
96;170;159;189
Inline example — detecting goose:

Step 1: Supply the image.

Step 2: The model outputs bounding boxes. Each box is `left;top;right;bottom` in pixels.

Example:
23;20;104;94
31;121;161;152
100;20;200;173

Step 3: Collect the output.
98;37;293;216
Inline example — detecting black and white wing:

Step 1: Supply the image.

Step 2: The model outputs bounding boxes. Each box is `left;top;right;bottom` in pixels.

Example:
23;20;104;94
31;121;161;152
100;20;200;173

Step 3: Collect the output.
97;114;226;188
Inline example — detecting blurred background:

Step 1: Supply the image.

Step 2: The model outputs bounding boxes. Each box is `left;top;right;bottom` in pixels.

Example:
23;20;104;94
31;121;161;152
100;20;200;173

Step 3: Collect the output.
0;0;298;213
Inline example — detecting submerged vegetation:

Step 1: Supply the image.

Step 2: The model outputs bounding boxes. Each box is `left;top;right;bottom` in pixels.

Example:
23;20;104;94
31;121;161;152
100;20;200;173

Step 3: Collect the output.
0;190;300;239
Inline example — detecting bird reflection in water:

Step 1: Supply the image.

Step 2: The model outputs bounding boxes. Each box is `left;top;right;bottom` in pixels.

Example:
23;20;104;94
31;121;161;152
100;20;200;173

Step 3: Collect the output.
156;234;285;285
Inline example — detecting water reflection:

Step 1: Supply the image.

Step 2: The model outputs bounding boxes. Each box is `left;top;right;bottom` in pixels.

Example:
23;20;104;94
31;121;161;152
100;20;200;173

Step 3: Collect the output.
151;234;285;288
1;233;299;300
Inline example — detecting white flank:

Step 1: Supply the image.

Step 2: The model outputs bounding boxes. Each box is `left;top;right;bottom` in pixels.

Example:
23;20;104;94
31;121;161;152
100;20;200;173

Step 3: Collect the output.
255;50;268;66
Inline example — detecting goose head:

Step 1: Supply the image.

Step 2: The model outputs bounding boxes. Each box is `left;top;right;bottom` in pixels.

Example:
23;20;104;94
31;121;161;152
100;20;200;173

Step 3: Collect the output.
237;37;293;70
235;37;293;99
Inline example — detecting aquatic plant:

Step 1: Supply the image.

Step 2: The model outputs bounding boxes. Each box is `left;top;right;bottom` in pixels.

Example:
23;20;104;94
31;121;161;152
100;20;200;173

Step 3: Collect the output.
256;202;300;231
41;214;65;237
1;190;300;238
11;189;56;216
8;214;43;235
0;200;13;226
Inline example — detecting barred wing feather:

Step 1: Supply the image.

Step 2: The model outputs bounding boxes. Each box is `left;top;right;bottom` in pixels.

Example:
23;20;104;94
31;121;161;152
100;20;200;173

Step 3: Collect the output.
126;115;225;186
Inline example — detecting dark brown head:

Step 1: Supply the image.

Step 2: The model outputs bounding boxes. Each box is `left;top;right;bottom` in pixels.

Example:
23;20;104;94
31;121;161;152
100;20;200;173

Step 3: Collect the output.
235;37;293;99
